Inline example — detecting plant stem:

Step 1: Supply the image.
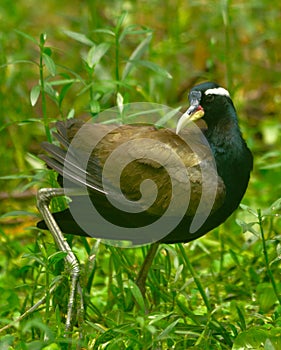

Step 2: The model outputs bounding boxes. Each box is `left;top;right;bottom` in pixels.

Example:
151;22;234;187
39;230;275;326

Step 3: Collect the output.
115;13;126;92
39;34;52;143
178;244;212;313
221;0;232;90
115;32;120;91
258;209;281;306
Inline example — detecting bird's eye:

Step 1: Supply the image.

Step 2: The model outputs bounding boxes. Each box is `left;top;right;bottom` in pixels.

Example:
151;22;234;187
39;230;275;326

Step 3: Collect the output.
205;94;215;103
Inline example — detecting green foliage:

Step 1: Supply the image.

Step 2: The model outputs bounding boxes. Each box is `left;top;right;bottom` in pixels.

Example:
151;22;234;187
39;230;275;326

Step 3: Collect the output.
0;1;281;349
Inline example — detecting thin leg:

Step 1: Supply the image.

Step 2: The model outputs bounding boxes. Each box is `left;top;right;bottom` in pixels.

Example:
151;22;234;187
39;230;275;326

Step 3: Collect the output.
136;242;160;296
37;188;81;333
37;187;160;326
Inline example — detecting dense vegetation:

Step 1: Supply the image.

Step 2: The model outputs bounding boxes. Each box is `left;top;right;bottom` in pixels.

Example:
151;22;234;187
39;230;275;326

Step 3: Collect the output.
0;1;281;349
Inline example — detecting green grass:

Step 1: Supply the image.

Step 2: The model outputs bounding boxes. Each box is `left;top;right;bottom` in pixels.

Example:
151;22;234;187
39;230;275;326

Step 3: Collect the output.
1;1;281;349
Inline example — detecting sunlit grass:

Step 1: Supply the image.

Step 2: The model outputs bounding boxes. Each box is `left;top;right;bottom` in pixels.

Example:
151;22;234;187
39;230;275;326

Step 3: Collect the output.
0;1;281;349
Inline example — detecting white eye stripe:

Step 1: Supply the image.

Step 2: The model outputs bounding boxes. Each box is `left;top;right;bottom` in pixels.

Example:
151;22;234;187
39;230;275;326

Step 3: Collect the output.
205;87;230;98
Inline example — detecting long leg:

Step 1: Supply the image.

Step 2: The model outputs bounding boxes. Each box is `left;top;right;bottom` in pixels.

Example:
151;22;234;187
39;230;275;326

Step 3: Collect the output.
37;187;161;325
136;242;160;296
37;188;81;333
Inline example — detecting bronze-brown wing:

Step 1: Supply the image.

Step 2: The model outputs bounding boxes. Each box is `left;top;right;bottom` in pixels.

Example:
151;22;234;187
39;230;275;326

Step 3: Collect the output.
40;119;225;218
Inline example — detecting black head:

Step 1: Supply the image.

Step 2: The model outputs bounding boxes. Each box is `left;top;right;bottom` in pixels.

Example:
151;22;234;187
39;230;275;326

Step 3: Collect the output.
191;82;235;122
176;82;236;133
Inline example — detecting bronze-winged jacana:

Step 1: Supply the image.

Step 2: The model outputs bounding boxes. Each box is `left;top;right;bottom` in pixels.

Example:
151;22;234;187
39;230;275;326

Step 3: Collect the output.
37;82;253;331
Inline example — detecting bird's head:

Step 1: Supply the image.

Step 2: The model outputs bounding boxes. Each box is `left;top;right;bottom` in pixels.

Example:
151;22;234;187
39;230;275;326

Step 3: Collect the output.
176;82;235;134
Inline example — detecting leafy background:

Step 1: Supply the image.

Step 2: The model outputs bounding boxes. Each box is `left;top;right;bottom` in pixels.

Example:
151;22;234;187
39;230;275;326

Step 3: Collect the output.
0;0;281;349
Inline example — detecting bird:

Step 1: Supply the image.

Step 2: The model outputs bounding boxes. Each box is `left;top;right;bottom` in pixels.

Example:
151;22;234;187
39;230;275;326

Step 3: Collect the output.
36;81;253;330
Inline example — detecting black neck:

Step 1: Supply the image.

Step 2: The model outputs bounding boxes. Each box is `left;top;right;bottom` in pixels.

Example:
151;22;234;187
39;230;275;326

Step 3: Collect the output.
205;115;243;156
204;113;253;215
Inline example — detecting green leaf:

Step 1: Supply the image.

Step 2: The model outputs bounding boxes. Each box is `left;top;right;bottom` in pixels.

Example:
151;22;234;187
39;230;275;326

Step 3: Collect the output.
42;343;61;350
18;118;44;125
22;318;54;339
58;81;73;105
93;28;115;37
90;100;100;114
44;82;59;103
233;327;281;350
239;204;258;217
116;92;124;112
235;303;247;331
64;30;95;46
265;339;276;350
155;107;181;128
259;162;281;170
257;283;278;312
116;12;127;37
119;25;152;42
236;219;258;234
0;174;33;180
137;60;172;79
86;43;110;68
122;34;152;80
30;85;41;106
40;32;47;45
48;251;67;265
66;108;75;119
94;328;116;347
156;319;180;340
174;264;184;283
0;335;14;348
0;211;36;219
43;47;52;56
48;79;80;86
15;30;38;44
267;198;281;214
128;279;145;313
43;52;56;76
